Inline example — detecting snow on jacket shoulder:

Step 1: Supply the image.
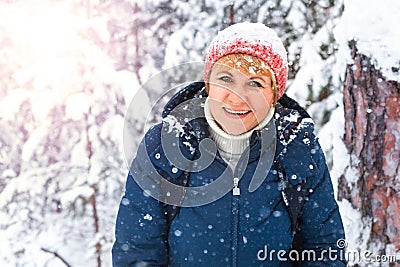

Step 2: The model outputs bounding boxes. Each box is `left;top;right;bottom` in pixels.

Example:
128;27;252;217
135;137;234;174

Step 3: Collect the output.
112;82;346;267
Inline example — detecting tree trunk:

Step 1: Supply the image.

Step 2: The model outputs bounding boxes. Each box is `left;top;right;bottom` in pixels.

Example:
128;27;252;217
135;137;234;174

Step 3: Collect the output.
85;110;102;267
339;40;400;265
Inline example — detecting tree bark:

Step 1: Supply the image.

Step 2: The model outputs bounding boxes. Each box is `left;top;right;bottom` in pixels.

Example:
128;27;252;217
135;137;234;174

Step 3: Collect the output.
339;40;400;264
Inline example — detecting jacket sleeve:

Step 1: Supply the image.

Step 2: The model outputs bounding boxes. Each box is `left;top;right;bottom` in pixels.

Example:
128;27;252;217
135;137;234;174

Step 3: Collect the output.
112;126;169;267
297;141;347;266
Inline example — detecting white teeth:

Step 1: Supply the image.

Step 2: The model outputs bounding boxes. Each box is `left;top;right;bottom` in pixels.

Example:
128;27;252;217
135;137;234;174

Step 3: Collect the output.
224;107;250;115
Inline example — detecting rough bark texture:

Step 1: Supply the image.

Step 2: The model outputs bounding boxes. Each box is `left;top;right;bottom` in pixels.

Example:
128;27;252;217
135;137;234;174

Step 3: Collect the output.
339;40;400;264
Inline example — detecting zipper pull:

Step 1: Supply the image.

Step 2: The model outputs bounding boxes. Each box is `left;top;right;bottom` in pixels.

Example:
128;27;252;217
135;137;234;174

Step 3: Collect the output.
233;177;240;196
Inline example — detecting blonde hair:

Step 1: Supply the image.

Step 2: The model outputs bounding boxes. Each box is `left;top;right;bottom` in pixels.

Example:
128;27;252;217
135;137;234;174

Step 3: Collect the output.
206;54;278;103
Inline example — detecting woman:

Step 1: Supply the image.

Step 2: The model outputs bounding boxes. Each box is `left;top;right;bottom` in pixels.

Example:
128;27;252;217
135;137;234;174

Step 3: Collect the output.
112;22;346;266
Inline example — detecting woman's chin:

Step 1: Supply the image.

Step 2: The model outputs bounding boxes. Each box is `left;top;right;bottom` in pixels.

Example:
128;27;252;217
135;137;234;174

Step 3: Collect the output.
221;125;247;136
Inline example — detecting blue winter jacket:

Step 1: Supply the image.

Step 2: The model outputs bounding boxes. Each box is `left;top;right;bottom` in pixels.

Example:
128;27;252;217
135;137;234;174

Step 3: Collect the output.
112;82;346;266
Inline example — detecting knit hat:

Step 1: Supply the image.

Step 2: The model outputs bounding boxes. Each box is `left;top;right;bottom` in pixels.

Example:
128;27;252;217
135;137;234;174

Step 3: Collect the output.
204;22;288;99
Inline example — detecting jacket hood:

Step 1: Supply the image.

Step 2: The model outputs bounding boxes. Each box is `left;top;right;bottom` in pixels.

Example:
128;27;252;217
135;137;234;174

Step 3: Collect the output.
162;81;207;119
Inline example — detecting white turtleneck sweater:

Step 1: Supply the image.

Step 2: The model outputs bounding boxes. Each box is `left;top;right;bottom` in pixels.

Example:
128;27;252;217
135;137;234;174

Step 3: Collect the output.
204;98;275;171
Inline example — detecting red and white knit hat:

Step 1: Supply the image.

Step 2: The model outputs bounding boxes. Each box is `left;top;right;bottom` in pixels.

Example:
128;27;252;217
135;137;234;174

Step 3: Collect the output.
204;22;288;99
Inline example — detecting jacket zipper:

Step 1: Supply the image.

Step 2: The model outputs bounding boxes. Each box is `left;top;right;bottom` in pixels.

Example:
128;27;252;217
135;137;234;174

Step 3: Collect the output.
215;152;241;267
232;176;240;267
231;149;250;267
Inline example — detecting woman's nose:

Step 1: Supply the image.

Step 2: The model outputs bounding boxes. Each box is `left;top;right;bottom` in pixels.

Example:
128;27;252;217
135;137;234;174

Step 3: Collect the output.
225;86;247;105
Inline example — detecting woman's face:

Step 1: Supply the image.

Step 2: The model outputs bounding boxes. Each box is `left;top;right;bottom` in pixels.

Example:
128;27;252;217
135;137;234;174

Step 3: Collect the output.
207;55;275;136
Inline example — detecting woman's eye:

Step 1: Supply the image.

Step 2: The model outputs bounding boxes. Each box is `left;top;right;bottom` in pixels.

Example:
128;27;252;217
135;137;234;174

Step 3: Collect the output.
248;80;263;87
219;76;233;83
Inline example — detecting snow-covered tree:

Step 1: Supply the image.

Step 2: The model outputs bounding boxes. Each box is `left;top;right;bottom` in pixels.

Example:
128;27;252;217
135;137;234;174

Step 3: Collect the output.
0;1;137;266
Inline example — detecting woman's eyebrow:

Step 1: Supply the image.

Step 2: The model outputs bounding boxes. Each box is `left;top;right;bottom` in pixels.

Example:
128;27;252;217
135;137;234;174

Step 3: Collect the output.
248;76;267;83
216;70;233;76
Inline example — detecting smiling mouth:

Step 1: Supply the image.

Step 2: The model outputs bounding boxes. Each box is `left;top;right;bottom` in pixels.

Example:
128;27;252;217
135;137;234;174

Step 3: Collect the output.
223;107;251;115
